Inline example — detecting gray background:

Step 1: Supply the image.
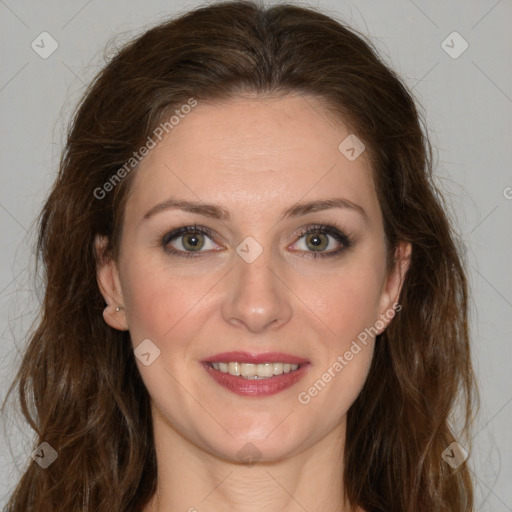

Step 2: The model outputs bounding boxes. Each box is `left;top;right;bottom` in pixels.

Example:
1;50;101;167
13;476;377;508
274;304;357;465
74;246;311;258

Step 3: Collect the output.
1;0;511;509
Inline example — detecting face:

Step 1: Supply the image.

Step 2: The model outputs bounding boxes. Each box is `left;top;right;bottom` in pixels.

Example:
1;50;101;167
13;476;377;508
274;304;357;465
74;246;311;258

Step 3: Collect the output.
97;93;409;463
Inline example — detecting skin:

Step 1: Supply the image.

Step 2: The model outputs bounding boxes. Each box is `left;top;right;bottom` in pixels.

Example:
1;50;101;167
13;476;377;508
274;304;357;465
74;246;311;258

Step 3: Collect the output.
96;92;411;512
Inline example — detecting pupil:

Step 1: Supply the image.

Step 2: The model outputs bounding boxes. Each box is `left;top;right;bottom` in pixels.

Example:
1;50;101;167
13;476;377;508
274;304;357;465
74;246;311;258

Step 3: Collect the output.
184;233;203;250
307;233;327;251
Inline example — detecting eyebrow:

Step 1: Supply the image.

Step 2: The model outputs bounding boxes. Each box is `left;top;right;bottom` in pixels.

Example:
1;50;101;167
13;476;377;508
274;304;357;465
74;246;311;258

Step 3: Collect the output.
142;197;367;222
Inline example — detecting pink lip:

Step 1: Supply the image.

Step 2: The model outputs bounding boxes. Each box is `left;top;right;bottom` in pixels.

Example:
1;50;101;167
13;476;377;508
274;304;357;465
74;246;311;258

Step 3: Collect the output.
202;363;311;397
203;351;309;365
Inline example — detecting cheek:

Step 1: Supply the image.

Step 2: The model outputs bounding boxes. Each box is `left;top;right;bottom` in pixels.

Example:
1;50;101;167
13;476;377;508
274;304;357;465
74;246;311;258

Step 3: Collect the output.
119;256;214;348
301;258;386;344
296;271;379;421
294;252;385;403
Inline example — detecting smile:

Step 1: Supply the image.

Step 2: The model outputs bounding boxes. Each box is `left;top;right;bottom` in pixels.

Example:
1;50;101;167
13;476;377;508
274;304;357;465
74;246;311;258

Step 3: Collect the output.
202;361;310;397
207;361;301;379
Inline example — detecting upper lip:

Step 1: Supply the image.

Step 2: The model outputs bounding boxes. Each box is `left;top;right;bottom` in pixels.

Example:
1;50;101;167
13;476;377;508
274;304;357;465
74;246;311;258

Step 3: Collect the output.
203;351;309;364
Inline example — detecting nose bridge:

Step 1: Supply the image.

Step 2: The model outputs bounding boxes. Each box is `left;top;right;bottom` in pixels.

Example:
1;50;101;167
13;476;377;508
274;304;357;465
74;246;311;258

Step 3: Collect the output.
221;242;293;332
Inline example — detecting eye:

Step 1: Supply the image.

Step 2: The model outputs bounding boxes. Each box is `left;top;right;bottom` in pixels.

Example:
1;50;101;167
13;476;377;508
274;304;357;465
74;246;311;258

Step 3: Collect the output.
159;223;352;259
161;224;221;257
290;224;352;258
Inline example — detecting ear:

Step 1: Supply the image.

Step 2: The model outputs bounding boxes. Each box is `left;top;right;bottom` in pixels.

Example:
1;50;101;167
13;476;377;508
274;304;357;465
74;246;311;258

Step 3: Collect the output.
376;241;411;332
95;235;128;331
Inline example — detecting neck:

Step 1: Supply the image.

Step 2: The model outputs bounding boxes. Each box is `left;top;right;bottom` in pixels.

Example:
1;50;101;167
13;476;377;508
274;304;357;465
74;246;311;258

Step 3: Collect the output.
144;406;351;512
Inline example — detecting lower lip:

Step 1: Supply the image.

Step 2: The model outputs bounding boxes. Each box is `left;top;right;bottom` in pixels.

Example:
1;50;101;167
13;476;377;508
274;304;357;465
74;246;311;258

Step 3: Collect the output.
202;362;311;397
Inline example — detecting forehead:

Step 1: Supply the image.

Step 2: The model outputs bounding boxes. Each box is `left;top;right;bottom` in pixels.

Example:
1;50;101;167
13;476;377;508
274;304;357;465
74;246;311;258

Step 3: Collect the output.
125;93;380;223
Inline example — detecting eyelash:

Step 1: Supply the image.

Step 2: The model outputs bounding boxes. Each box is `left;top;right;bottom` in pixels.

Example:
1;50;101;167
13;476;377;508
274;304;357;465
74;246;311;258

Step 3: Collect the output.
159;223;353;259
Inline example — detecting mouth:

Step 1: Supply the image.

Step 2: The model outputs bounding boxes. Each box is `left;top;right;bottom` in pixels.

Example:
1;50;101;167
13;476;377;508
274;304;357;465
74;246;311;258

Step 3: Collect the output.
205;361;303;379
201;352;311;397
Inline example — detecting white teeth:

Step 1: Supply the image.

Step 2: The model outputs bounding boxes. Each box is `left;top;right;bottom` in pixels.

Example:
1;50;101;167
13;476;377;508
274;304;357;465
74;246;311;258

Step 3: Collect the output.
210;362;300;379
228;362;240;376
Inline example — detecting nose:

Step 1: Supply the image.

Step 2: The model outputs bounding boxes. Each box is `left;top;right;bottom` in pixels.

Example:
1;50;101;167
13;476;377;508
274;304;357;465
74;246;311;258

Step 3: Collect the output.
221;247;293;333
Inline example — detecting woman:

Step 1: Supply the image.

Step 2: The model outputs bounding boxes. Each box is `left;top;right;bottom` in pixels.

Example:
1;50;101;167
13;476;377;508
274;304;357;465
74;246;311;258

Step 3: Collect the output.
2;1;478;510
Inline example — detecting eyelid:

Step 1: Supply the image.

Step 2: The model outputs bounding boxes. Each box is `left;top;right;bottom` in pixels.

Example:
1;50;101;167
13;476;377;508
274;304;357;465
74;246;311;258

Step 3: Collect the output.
161;224;217;245
288;223;352;255
159;222;353;258
160;224;223;256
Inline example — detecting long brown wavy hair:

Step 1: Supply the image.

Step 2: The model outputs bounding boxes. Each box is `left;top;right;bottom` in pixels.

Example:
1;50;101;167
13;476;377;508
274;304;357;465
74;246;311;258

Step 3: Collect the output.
2;1;479;510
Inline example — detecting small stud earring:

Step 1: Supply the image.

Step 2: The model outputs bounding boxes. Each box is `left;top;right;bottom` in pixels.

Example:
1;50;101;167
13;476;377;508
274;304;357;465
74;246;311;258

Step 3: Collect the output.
115;306;123;312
